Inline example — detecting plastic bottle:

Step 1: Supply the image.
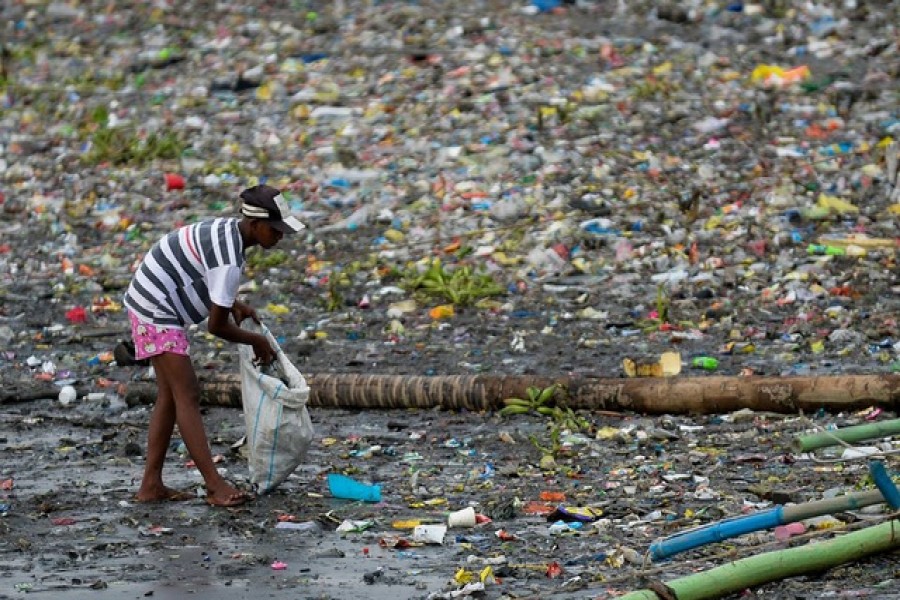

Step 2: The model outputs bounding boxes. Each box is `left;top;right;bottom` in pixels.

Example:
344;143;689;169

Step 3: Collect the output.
274;520;321;533
691;357;719;371
807;244;846;256
820;141;853;156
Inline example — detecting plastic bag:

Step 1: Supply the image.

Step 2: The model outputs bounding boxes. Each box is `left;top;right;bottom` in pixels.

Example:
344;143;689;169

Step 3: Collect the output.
239;320;314;493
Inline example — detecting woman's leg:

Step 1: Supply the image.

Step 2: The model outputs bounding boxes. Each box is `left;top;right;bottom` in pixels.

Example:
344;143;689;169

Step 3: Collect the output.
135;370;178;501
150;351;249;506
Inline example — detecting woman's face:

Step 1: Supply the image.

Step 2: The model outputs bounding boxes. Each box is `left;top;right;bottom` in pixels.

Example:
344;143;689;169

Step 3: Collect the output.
252;220;284;248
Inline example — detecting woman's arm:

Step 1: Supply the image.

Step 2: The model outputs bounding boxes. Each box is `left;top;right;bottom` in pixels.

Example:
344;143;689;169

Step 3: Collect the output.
208;303;276;364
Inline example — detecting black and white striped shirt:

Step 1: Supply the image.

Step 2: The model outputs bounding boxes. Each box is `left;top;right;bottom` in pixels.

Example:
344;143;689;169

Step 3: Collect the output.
124;218;245;328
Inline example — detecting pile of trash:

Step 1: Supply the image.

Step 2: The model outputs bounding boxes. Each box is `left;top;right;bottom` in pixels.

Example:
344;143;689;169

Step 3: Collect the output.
1;1;897;392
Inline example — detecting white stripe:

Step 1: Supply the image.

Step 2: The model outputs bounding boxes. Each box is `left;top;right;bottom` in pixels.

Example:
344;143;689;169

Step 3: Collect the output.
136;254;174;300
159;235;194;288
124;219;242;326
242;204;270;218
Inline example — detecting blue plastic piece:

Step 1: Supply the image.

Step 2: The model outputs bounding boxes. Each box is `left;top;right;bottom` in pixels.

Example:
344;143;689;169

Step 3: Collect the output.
532;0;561;12
650;507;784;560
869;461;900;509
327;473;381;503
300;53;328;63
582;221;621;236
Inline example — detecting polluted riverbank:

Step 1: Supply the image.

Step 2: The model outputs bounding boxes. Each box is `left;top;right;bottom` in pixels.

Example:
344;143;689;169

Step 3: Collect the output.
1;0;899;598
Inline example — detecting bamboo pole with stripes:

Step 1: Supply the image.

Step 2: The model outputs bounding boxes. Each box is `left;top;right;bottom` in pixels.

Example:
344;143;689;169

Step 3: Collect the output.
110;373;900;414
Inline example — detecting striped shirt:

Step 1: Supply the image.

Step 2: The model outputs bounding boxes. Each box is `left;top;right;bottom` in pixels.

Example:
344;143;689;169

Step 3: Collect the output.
124;218;245;328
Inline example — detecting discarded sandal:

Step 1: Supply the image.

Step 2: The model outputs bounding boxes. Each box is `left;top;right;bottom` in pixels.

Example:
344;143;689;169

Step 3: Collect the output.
114;340;150;367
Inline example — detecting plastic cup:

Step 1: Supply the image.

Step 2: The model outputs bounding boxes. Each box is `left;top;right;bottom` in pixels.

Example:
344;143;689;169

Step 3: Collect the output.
327;473;382;503
412;524;446;545
164;173;185;191
447;506;476;528
58;385;77;405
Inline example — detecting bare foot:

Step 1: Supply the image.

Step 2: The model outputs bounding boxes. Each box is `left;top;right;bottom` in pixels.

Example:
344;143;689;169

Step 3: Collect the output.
205;482;252;507
135;485;195;503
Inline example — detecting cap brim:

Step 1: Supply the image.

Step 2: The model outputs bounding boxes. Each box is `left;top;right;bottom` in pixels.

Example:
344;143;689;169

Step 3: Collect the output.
269;216;305;234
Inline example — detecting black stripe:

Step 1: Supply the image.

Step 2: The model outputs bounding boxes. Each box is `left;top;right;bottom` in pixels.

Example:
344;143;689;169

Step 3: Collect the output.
125;298;156;323
212;219;228;267
131;276;166;310
226;220;243;264
127;282;181;328
216;220;233;264
173;285;204;324
141;268;179;317
194;279;210;307
145;313;181;327
152;242;187;288
131;278;177;321
170;228;202;281
199;221;218;268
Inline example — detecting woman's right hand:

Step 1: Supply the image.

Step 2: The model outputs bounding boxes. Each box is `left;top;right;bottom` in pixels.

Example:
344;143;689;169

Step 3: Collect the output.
251;334;277;365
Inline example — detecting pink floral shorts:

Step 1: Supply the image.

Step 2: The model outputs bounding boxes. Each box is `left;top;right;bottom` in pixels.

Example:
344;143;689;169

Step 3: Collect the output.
128;310;190;360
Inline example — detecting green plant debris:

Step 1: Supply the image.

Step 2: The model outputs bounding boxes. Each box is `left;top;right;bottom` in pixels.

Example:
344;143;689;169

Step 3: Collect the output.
401;258;503;306
321;270;351;312
82;126;185;166
246;249;290;269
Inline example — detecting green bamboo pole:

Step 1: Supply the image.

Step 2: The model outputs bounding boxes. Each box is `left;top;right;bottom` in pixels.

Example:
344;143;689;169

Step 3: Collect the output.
781;489;884;522
620;519;900;600
793;418;900;452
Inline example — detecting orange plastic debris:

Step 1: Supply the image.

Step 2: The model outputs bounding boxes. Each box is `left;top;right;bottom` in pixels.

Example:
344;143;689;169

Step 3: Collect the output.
522;501;554;516
540;491;566;502
429;305;455;320
442;239;461;253
546;562;563;578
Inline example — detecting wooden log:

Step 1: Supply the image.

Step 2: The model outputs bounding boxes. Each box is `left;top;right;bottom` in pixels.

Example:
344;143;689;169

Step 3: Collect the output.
0;381;84;404
119;373;900;415
565;374;900;414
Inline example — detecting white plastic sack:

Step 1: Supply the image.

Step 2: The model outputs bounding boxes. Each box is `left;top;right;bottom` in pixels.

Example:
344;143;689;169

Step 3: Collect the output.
239;321;314;493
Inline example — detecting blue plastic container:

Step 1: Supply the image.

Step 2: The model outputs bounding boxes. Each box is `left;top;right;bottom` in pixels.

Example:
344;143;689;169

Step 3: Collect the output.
532;0;561;12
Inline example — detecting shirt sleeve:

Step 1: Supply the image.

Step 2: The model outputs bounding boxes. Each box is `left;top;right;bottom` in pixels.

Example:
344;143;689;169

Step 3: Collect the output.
207;265;242;308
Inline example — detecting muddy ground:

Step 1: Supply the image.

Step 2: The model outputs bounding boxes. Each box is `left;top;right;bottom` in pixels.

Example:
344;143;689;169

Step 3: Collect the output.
2;391;900;600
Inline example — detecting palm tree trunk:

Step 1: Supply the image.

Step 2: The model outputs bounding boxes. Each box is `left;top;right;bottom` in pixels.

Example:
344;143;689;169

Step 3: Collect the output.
115;373;900;414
